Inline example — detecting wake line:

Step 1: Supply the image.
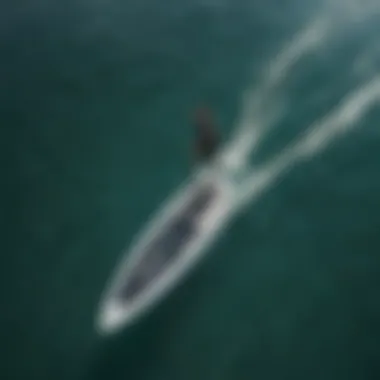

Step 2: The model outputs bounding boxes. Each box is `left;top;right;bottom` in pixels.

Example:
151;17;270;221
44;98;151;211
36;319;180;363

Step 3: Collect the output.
237;76;380;208
266;16;330;89
221;16;331;170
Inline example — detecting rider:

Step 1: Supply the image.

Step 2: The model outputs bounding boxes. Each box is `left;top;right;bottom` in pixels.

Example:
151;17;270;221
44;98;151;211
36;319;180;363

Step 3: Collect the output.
193;106;220;165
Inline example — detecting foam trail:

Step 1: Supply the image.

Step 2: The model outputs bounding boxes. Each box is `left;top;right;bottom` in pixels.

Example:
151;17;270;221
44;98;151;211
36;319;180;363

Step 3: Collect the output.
266;16;330;89
237;76;380;208
221;16;331;170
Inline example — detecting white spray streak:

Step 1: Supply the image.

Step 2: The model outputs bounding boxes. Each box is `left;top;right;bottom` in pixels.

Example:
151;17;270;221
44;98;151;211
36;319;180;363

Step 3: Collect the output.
237;77;380;208
266;16;330;88
292;78;380;158
221;16;331;171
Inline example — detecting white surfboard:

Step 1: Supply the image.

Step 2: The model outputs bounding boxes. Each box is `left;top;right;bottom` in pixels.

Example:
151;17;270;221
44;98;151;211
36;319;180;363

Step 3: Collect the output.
95;165;237;335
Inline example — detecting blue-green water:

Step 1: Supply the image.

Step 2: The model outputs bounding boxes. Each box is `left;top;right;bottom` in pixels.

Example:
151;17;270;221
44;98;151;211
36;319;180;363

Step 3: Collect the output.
2;1;380;379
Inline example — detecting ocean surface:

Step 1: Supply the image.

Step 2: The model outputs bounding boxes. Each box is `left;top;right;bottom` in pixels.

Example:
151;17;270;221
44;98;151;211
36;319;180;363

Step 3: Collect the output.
2;1;380;379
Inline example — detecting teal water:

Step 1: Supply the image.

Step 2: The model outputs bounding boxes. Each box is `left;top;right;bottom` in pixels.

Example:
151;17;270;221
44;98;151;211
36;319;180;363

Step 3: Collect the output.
2;1;380;379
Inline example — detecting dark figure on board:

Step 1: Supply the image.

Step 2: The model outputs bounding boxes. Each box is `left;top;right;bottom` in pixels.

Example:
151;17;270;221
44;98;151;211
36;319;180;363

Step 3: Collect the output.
193;106;220;166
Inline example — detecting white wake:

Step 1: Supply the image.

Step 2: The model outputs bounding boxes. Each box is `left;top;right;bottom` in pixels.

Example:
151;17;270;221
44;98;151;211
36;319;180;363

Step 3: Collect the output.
237;77;380;208
220;5;380;211
221;16;331;171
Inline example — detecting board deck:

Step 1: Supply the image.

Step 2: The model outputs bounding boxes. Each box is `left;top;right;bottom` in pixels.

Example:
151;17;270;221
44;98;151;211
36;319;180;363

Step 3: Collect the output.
96;168;236;335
